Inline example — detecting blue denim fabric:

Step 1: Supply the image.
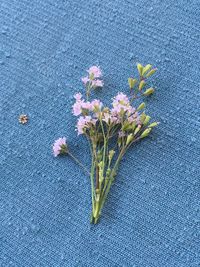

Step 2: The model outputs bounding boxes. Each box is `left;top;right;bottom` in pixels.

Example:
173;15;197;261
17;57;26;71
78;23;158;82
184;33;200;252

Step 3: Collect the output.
0;0;199;266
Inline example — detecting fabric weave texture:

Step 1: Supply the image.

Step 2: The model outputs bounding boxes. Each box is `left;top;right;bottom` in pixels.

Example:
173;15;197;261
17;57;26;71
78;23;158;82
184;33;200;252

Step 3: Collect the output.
0;0;199;266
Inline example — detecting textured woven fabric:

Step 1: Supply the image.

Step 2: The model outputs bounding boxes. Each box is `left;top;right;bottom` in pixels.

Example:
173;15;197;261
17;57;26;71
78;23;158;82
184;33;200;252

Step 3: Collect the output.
0;0;199;266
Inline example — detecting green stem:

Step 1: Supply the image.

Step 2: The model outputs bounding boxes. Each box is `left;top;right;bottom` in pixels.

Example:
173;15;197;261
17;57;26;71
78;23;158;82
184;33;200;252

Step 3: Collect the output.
68;152;90;176
98;149;125;215
90;155;95;216
99;116;107;178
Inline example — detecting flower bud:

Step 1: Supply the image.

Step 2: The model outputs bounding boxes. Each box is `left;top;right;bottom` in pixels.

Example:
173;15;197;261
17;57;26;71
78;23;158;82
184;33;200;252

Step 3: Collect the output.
143;88;154;96
142;64;152;75
137;102;146;111
128;78;137;89
89;73;95;80
141;128;152;138
134;125;141;135
139;80;146;91
108;150;115;161
148;122;159;128
131;121;137;131
98;161;103;168
146;68;157;78
137;63;143;76
143;115;151;126
106;168;111;177
126;134;134;145
103;107;110;113
97;150;103;161
122;121;130;131
117;138;122;147
140;113;146;123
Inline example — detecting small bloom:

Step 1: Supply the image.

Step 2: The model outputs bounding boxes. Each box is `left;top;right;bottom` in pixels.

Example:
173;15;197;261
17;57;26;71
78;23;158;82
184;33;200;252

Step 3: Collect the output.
74;93;82;101
81;76;90;85
81;101;92;110
88;66;102;78
112;93;130;114
76;116;97;135
103;112;111;124
19;114;28;124
91;99;103;111
72;101;83;116
91;79;104;88
53;137;68;157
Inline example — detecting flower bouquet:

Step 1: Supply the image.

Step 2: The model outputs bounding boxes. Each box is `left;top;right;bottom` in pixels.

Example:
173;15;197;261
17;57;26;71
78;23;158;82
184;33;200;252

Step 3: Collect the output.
53;63;159;224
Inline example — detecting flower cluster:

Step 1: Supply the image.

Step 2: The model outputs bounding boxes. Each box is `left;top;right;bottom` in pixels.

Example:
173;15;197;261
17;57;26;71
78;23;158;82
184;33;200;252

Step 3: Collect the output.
82;66;103;88
73;91;141;137
53;137;67;157
53;63;159;224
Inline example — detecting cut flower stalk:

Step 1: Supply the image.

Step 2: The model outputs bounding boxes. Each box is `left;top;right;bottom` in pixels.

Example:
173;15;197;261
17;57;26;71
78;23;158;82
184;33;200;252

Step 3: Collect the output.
54;64;159;224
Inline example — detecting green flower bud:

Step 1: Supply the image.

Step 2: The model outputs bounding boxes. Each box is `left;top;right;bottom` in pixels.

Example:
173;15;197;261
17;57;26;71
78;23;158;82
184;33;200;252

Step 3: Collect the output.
140;113;146;123
122;121;130;131
141;128;152;138
108;150;115;161
126;134;134;145
134;125;141;135
137;102;146;111
106;168;111;177
146;68;157;78
137;63;143;76
131;121;137;131
97;150;103;161
142;64;152;75
139;80;146;91
143;87;155;96
95;188;100;194
143;115;151;126
118;138;122;147
98;161;103;168
148;122;159;128
128;78;137;89
103;107;110;113
89;73;95;80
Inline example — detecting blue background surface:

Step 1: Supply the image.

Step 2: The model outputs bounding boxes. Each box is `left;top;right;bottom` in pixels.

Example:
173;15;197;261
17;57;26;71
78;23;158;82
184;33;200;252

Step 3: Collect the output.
0;0;199;266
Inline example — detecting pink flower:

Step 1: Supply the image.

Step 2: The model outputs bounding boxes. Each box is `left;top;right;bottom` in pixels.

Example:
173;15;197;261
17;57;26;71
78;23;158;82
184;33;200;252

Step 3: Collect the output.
103;110;119;124
82;102;92;110
72;101;83;116
91;79;104;88
72;93;83;116
90;99;103;111
81;66;104;88
112;93;131;114
81;76;90;85
74;93;82;101
53;137;67;157
113;93;129;105
88;66;102;78
76;116;97;135
77;116;86;135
